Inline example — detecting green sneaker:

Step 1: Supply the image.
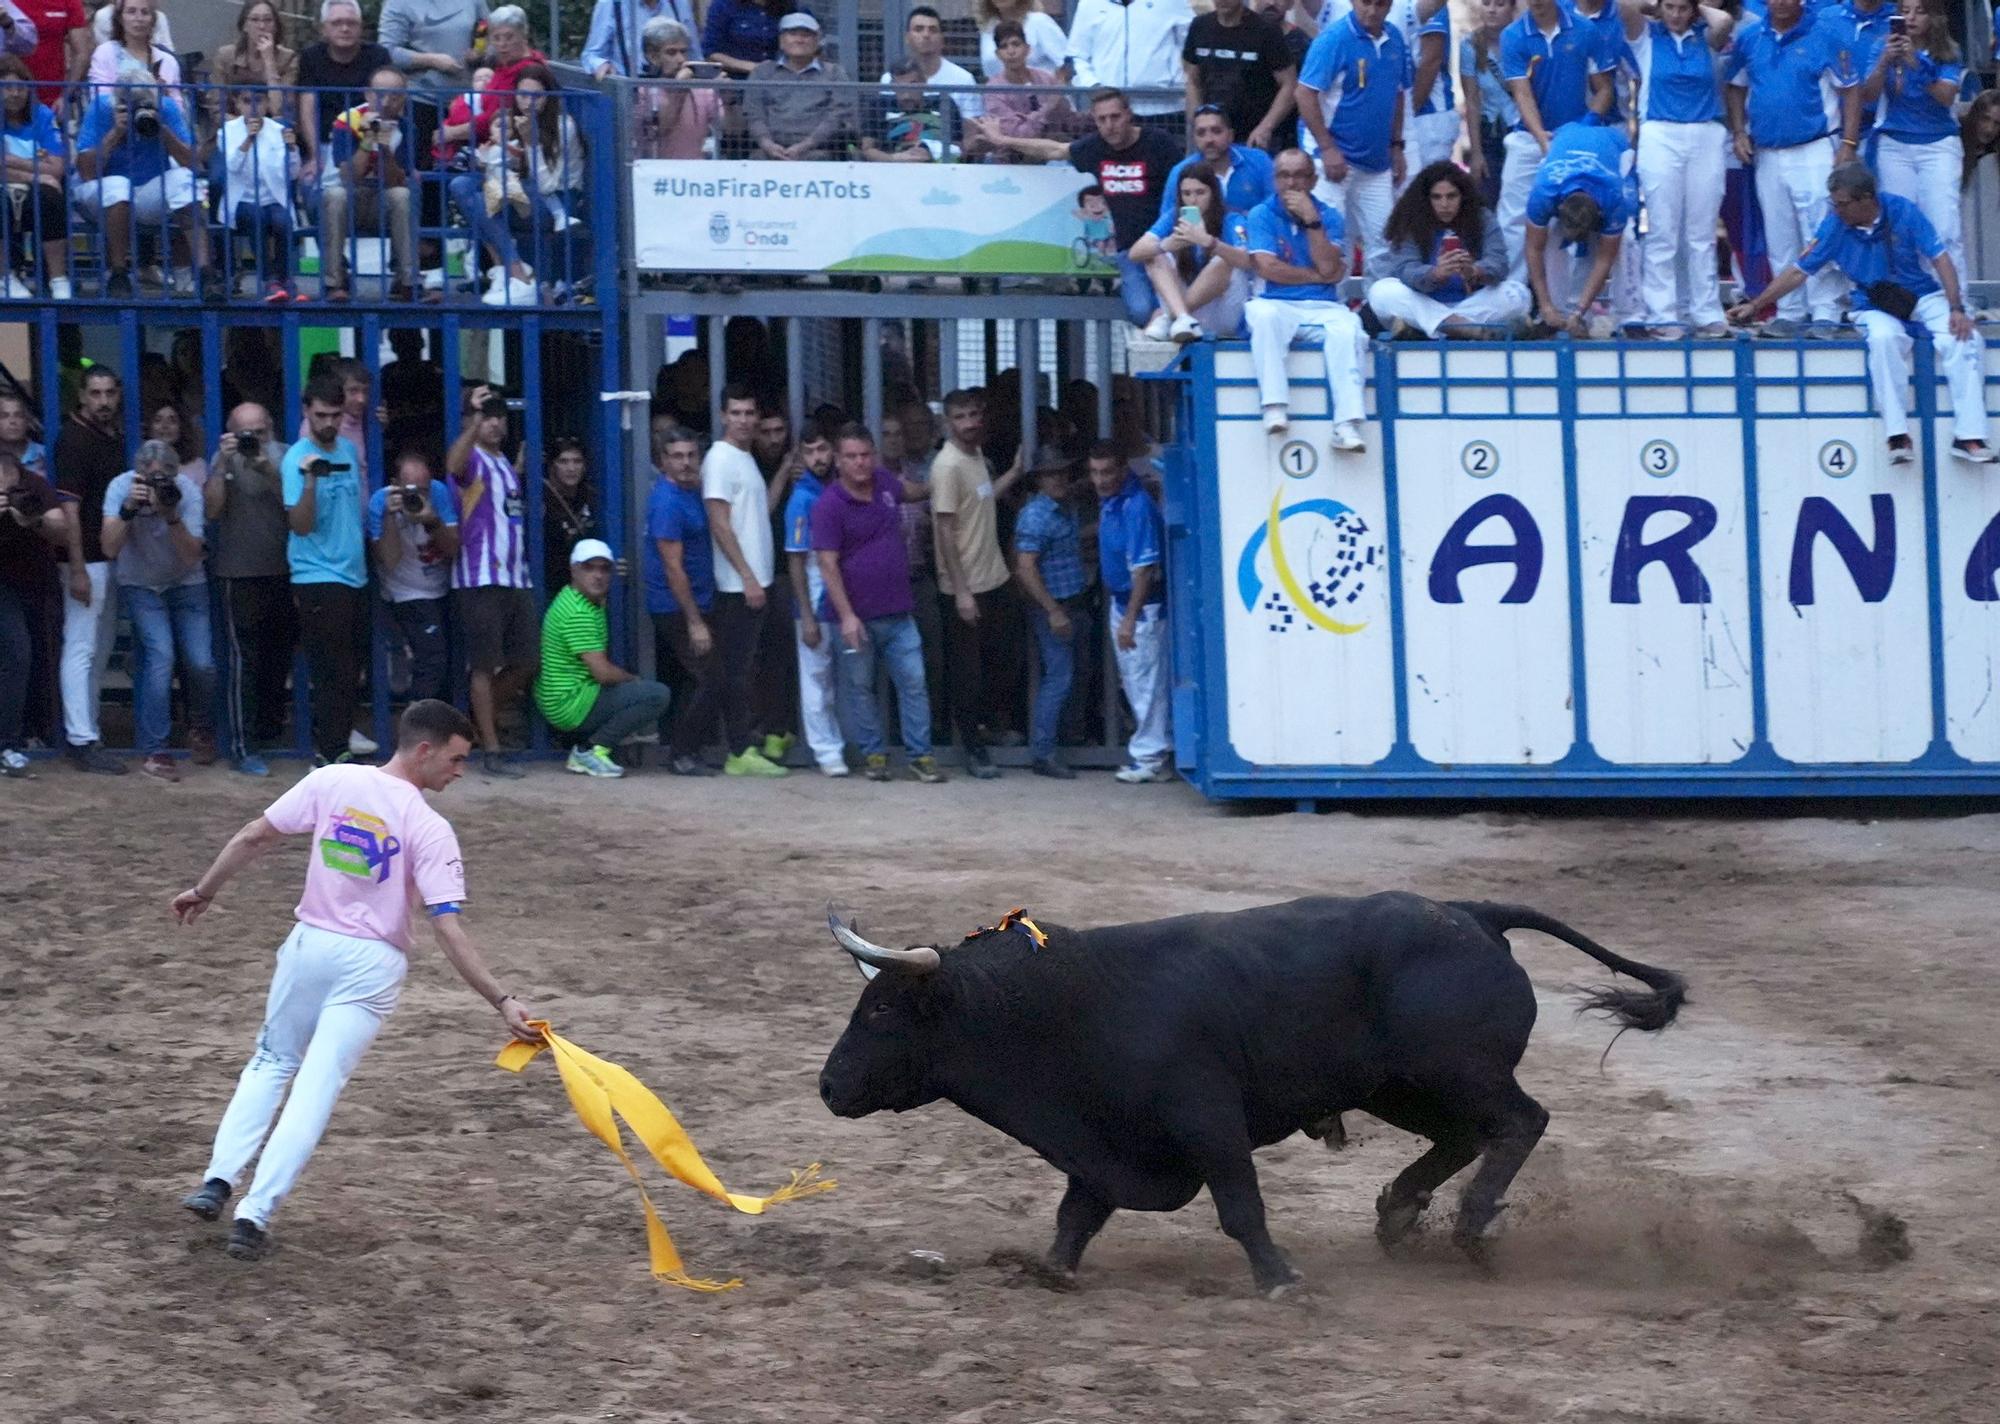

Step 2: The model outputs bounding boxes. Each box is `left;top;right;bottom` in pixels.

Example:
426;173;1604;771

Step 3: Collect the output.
724;747;789;777
864;753;892;782
566;745;624;778
761;731;795;763
909;755;946;784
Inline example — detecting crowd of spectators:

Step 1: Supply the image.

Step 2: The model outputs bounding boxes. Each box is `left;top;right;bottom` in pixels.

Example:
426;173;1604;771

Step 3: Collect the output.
0;340;1176;785
0;0;593;305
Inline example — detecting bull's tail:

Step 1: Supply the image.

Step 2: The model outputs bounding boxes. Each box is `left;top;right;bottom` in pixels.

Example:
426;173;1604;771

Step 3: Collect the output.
1454;902;1687;1034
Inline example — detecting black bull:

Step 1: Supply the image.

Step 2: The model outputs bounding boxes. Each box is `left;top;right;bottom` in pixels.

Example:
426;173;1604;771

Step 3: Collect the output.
818;892;1686;1296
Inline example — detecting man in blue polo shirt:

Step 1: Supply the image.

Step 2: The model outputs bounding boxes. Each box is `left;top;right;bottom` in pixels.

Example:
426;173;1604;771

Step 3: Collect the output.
72;65;216;299
1296;0;1408;279
1728;165;1993;467
1496;0;1614;280
1243;148;1369;455
644;425;722;777
1310;2;1457;170
1088;443;1171;785
1523;118;1638;336
1129;103;1275;341
1723;0;1862;333
782;421;846;777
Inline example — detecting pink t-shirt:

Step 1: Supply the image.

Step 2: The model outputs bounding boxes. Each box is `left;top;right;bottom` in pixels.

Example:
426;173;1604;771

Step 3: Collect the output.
263;764;467;953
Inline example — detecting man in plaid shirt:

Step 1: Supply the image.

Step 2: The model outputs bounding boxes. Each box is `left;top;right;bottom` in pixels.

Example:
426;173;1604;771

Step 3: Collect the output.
1011;445;1093;780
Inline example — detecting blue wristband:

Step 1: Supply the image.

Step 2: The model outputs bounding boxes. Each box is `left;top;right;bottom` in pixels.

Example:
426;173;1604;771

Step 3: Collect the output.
428;901;462;917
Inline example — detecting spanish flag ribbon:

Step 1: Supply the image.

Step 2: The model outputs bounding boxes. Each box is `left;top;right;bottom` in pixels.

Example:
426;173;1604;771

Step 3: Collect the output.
974;907;1048;948
497;1022;835;1291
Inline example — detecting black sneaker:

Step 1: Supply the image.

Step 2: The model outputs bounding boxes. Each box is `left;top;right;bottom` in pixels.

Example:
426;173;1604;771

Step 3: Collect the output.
668;753;715;776
67;741;128;775
480;751;525;779
226;1218;269;1261
181;1177;232;1221
104;270;134;299
966;748;1001;780
1031;758;1076;780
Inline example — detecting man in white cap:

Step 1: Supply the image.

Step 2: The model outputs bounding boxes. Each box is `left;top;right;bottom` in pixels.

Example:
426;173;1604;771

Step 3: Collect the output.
536;538;672;778
745;12;852;161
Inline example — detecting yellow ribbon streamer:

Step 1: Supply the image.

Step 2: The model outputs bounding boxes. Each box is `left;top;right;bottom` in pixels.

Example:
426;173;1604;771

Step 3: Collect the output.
496;1022;835;1290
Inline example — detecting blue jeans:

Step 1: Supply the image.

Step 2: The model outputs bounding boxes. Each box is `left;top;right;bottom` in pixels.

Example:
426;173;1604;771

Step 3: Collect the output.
124;581;216;754
1028;596;1086;762
1115;247;1158;326
231;202;292;283
449;172;581;273
835;613;930;759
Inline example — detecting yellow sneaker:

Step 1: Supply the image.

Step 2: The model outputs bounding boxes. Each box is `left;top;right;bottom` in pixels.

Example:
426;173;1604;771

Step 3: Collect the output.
724;747;789;777
761;732;795;763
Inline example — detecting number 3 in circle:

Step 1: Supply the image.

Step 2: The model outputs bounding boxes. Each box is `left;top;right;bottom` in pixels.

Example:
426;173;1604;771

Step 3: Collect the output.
1640;439;1678;478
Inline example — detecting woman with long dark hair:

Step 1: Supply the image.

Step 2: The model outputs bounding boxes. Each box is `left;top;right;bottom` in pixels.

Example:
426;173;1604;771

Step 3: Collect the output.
0;55;69;298
1140;163;1253;341
1367;160;1529;339
541;436;599;595
1960;89;2000;194
1867;0;1968;281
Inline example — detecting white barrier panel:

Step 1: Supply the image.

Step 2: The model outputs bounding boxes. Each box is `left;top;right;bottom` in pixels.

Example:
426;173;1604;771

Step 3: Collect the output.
1171;339;2000;797
1216;349;1393;766
1393;347;1573;765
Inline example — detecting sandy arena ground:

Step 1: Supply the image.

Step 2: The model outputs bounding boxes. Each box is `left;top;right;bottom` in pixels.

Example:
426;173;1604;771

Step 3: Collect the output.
2;768;1995;1422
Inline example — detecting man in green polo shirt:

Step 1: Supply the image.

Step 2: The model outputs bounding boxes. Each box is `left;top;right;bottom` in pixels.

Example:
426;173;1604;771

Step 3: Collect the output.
537;539;671;779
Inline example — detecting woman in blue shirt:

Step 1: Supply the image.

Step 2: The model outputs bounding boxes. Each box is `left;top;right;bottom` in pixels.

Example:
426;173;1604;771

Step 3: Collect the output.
1141;164;1255;342
1458;0;1519;205
1864;0;1967;282
1624;0;1734;338
0;56;69;299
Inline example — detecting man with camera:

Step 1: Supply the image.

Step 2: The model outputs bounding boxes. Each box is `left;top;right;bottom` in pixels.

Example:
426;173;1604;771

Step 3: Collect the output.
72;63;215;300
320;66;430;304
205;404;296;778
101;439;215;782
366;450;460;706
284;375;370;767
447;384;537;779
0;450;75;779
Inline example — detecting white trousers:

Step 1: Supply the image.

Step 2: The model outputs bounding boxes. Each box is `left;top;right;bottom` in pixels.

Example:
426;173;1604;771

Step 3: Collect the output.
1853;292;1990;443
1244;297;1368;425
1754;138;1846;322
1497;129;1545;283
1111;601;1171;767
1367;276;1533;336
201;923;407;1229
73;168;197;224
59;561;116;747
1312;163;1395;278
795;618;845;772
1410;109;1461;174
1877;134;1965;290
1638;120;1728;327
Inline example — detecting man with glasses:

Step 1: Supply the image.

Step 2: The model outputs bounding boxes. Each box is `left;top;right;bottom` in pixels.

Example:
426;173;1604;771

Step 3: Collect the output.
582;0;700;78
320;66;431;303
206;403;296;777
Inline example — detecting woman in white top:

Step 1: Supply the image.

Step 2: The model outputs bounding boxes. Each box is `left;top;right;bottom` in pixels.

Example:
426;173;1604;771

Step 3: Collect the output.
977;0;1069;80
88;0;179;91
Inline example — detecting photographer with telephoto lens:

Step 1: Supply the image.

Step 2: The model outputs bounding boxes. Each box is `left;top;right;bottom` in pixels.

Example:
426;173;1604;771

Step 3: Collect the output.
0;450;75;777
101;438;215;782
367;450;460;706
206;403;296;777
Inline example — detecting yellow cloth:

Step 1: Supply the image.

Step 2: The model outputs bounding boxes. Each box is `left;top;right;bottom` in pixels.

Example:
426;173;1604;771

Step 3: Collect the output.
497;1022;834;1290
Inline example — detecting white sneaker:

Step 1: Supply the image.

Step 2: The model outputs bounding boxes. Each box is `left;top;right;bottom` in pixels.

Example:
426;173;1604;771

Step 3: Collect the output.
1951;439;1998;465
171;268;195;296
1262;405;1289;434
48;276;70;300
1887;438;1915;467
1169;315;1203;344
1330;420;1366;453
348;728;379;756
3;275;30;299
482;273;539;307
1114;759;1171;784
1140;311;1173;342
819;761;851;778
566;745;625;778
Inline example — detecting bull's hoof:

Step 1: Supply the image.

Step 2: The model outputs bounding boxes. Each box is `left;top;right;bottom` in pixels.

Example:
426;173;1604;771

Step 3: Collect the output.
1452;1203;1507;1276
1306;1113;1347;1149
1374;1186;1432;1253
1258;1265;1306;1301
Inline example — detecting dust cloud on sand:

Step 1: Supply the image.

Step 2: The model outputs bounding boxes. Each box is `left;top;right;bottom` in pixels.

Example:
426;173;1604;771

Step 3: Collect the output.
2;772;1993;1422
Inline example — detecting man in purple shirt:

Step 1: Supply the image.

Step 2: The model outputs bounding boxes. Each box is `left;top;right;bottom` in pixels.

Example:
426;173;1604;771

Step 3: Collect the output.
810;423;943;785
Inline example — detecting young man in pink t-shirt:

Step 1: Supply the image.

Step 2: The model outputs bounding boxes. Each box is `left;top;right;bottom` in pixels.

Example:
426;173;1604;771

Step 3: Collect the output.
170;699;541;1262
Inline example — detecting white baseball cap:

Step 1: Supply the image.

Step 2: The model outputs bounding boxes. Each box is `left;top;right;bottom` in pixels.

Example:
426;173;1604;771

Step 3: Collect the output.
569;538;616;566
779;12;819;32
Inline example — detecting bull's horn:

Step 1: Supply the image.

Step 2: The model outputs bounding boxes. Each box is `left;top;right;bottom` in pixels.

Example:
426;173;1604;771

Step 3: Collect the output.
826;906;941;976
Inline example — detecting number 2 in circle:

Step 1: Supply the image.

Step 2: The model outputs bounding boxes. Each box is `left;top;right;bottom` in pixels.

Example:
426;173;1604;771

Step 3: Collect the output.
1460;440;1499;478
